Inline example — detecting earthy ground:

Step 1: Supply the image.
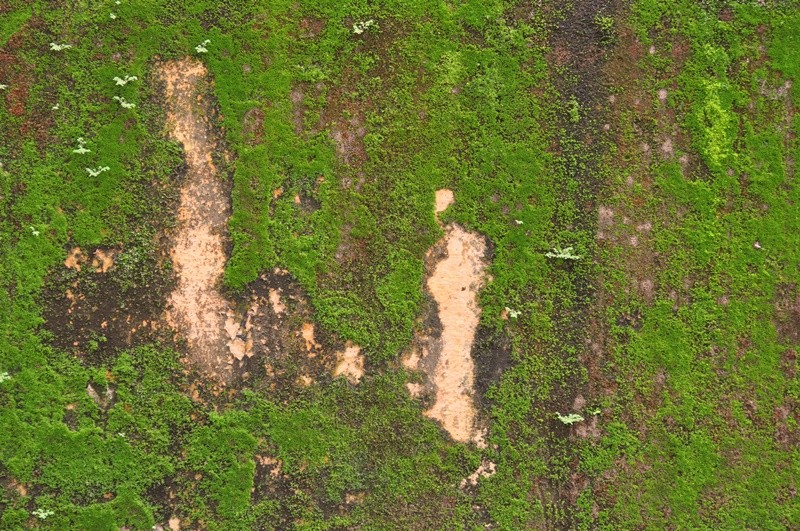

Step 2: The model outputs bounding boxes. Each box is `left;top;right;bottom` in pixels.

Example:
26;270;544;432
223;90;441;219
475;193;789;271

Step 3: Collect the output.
2;1;799;529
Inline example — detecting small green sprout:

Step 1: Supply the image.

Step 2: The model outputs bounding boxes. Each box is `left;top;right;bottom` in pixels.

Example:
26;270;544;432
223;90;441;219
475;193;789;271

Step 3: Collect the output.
0;372;10;383
30;226;40;236
195;39;211;53
49;43;72;51
110;12;117;19
545;246;582;260
52;103;60;110
514;219;523;225
33;508;54;520
112;96;135;109
353;19;376;34
556;412;584;425
86;166;110;177
113;75;138;86
505;307;521;319
73;137;91;154
590;407;601;415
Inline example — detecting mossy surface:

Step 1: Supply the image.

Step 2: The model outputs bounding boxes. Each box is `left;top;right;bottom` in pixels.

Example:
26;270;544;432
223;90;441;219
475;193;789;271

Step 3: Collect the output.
1;0;798;529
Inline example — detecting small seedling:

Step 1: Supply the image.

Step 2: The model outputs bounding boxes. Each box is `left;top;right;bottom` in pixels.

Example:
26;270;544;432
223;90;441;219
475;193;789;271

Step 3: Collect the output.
32;508;54;520
545;246;582;260
73;137;91;154
113;75;138;86
52;103;60;110
0;84;7;90
505;307;521;319
112;96;135;108
195;39;211;53
0;372;10;383
49;43;72;51
86;166;110;177
514;219;524;225
556;412;584;425
30;226;40;236
353;19;376;34
110;13;117;19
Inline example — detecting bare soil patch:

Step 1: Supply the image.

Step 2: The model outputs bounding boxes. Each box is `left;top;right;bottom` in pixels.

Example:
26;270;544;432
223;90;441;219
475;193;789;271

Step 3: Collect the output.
157;58;240;382
406;190;489;445
43;245;169;365
333;341;364;384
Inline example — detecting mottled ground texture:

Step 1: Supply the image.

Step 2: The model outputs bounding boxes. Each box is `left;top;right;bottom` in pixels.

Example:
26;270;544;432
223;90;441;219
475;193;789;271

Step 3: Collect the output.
2;1;799;530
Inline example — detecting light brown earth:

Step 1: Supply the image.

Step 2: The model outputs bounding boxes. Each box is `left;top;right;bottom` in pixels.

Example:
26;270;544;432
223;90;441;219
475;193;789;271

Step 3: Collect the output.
407;189;488;445
333;341;364;384
157;58;242;381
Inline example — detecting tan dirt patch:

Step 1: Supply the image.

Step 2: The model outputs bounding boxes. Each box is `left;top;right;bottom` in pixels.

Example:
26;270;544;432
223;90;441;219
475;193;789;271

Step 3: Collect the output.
301;322;321;354
268;288;285;314
333;341;364;384
411;189;489;445
460;458;497;489
91;248;116;273
434;189;454;217
65;247;86;271
157;58;237;381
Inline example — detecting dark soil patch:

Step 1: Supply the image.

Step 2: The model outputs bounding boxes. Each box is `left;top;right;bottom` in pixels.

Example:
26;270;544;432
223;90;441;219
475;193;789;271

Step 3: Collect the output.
230;269;345;400
41;251;173;365
471;325;512;406
775;283;800;344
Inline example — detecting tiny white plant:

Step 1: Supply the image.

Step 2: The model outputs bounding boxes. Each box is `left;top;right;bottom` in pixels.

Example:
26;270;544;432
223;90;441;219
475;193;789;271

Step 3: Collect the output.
115;0;121;4
112;95;135;109
110;13;117;19
505;307;521;319
556;412;584;425
545;246;582;260
0;84;7;90
49;43;72;51
352;19;376;34
86;166;110;177
33;508;54;520
514;219;523;225
195;39;211;53
30;226;40;236
52;103;60;110
113;74;138;86
0;372;10;383
73;137;91;154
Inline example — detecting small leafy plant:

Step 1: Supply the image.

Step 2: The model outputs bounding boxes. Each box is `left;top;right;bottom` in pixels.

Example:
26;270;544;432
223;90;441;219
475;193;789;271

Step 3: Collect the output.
505;307;521;319
73;137;91;154
556;413;584;425
113;96;136;109
195;39;211;53
113;75;138;86
32;508;54;520
49;43;72;51
353;20;377;35
86;166;110;177
0;372;10;383
545;246;582;260
0;84;7;90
